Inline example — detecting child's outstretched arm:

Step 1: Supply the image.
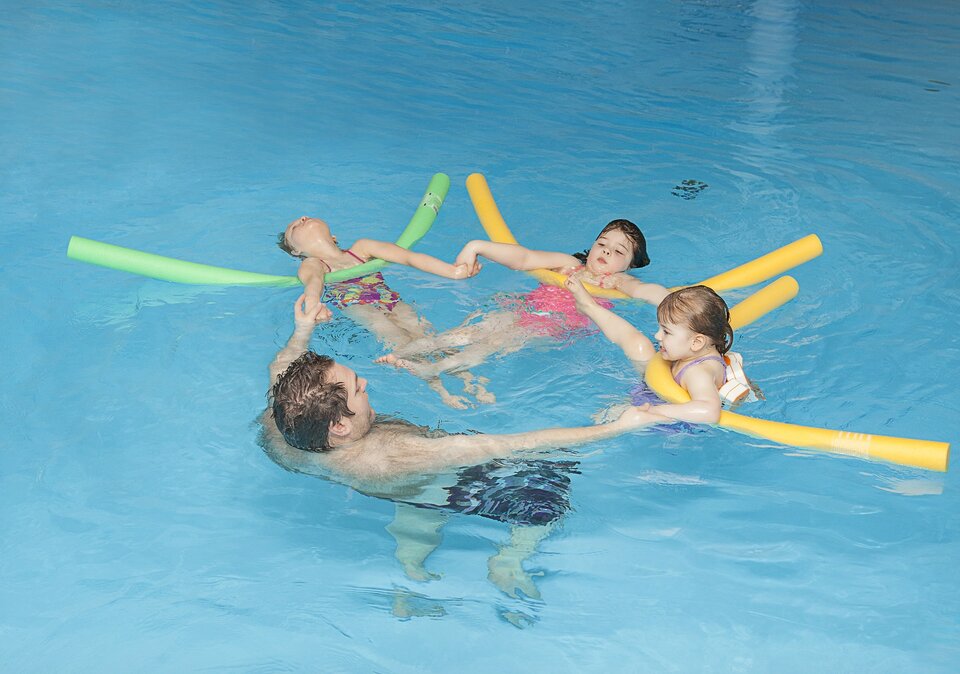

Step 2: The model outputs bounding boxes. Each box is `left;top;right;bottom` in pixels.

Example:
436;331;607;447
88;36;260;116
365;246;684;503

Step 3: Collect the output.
352;239;476;280
615;276;670;306
566;278;656;363
297;257;330;311
456;240;579;272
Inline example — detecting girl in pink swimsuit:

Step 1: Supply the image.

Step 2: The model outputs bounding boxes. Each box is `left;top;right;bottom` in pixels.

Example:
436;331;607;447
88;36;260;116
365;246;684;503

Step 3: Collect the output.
279;215;492;409
377;219;670;378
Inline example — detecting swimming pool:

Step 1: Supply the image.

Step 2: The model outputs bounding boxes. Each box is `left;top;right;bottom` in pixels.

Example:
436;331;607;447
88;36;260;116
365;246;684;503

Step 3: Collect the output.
2;0;958;670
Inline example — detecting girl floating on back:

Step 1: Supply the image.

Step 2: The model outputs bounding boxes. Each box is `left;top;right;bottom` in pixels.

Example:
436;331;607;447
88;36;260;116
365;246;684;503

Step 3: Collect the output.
279;215;491;408
376;219;669;380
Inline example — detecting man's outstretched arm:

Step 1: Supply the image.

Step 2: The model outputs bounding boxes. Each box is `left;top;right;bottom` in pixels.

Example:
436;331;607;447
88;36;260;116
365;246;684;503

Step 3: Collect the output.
269;293;331;388
396;406;663;474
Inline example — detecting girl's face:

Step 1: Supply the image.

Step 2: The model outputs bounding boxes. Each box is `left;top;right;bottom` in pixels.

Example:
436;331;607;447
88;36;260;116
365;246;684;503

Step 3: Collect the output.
585;228;634;274
654;320;701;361
284;216;337;256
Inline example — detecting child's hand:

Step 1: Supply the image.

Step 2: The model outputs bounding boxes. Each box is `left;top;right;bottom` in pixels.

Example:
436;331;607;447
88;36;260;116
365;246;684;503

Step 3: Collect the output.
294;293;332;328
564;275;595;311
450;261;481;280
614;404;662;429
454;241;480;270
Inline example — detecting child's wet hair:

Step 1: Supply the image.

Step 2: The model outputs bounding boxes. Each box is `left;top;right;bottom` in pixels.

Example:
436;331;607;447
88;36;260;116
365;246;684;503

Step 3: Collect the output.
277;231;306;259
573;219;651;268
657;285;734;354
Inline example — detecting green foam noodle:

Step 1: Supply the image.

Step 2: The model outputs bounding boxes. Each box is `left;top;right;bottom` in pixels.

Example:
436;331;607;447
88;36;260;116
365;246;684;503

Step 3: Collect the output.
67;173;451;286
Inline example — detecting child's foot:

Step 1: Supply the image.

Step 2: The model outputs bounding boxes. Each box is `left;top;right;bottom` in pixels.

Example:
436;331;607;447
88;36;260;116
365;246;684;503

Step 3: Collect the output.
439;391;472;410
375;353;412;369
375;352;441;380
401;561;441;583
461;375;496;405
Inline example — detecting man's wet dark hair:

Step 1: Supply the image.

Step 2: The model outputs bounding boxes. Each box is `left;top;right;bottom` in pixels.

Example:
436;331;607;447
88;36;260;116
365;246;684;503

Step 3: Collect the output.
271;352;353;451
573;219;651;269
277;231;306;259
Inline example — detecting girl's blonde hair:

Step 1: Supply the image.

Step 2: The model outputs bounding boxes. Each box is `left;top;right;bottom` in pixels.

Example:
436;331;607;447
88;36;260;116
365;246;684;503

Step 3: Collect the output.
657;285;734;354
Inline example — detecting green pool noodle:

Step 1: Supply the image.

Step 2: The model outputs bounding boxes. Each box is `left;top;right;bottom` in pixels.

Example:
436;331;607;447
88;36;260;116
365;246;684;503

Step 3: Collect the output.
67;173;451;286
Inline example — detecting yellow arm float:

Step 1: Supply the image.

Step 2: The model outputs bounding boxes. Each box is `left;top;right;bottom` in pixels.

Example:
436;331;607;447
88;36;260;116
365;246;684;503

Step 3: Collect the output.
644;278;950;472
465;172;823;299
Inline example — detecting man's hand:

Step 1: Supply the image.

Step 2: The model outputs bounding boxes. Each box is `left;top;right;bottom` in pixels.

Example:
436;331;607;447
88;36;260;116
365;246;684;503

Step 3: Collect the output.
294;293;332;328
613;404;666;430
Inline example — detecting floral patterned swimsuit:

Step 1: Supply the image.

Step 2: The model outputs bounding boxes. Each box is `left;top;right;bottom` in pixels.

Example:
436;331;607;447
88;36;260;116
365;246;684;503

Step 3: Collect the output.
320;250;401;311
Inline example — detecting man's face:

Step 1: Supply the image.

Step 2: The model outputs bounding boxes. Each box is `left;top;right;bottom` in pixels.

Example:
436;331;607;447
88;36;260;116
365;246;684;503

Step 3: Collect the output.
328;361;375;437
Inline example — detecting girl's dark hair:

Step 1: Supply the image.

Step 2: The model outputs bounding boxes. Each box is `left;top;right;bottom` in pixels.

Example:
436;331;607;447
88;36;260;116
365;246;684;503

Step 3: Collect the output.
657;286;734;354
572;219;650;268
271;352;353;451
277;231;306;259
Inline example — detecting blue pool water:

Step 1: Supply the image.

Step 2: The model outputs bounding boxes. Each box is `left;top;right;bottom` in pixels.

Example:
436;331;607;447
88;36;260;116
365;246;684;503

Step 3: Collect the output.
2;0;959;670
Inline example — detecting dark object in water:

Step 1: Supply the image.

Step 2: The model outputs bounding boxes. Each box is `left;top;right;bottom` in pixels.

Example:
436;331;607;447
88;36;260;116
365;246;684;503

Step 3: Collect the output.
672;179;709;200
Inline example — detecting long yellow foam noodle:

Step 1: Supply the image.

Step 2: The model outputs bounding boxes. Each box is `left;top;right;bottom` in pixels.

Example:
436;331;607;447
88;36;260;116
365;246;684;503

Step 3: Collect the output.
644;280;950;472
465;172;823;299
691;234;822;293
465;173;629;299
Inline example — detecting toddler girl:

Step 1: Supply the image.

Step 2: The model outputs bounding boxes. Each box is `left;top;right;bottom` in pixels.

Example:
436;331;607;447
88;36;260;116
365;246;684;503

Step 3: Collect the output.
567;278;749;424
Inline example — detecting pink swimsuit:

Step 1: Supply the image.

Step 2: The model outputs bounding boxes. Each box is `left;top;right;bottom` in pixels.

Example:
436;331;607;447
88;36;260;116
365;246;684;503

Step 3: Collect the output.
501;283;614;339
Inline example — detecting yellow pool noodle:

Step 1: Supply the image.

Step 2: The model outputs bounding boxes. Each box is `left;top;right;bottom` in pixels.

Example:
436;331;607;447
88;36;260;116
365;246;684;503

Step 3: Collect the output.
644;280;950;472
465;172;822;299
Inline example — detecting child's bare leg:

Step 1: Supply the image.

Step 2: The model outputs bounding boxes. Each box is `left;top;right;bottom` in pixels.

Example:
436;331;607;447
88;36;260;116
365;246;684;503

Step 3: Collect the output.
454;372;496;404
341;304;471;408
378;324;526;378
425;376;472;409
390;311;517;358
403;309;501;404
342;304;415;350
385;301;436;344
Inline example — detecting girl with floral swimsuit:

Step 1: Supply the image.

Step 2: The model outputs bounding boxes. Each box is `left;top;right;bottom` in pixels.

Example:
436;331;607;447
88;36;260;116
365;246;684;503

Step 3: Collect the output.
279;215;493;408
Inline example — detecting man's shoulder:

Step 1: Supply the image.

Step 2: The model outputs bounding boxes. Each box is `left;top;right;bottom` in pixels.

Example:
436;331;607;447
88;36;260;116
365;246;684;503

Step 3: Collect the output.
258;409;333;477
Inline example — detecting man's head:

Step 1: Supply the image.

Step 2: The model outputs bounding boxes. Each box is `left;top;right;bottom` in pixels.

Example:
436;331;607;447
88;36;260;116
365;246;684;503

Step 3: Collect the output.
271;352;374;451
